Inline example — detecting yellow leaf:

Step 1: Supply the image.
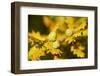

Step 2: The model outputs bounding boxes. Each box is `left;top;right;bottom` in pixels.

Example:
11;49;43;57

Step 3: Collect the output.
28;46;45;60
44;41;53;50
50;49;62;55
65;37;75;44
71;45;85;58
28;31;46;41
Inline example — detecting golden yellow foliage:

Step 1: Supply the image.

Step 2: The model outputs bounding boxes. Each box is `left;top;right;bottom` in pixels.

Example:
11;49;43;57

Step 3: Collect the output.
44;41;62;58
71;44;85;58
28;16;88;60
28;31;46;41
28;46;45;60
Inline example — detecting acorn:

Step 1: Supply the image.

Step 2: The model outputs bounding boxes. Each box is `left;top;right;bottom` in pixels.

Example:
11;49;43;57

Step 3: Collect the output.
65;29;73;36
48;31;57;41
53;41;60;48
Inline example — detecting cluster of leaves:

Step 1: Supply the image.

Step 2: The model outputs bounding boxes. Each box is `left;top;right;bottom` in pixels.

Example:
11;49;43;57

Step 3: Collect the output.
28;16;88;61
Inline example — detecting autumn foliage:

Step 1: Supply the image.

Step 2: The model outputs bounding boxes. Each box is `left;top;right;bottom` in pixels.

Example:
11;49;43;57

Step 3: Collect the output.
28;16;88;61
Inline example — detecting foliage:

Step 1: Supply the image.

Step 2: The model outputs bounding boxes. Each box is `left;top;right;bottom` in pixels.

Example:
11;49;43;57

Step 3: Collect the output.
28;16;88;61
